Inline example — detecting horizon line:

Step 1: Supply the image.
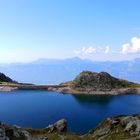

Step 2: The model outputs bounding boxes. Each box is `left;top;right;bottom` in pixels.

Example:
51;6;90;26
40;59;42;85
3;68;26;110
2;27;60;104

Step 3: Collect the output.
0;57;140;64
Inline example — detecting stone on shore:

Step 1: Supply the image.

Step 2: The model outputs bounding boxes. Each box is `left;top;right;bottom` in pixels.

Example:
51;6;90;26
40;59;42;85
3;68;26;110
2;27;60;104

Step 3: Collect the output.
47;119;67;133
0;86;18;92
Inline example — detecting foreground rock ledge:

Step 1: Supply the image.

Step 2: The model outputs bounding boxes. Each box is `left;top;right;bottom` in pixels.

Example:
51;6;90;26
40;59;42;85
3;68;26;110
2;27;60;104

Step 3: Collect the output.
1;115;140;140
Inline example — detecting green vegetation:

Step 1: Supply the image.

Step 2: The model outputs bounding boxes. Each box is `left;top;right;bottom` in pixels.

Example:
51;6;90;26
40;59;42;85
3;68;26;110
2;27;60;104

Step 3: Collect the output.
0;82;19;86
28;129;81;140
60;80;73;87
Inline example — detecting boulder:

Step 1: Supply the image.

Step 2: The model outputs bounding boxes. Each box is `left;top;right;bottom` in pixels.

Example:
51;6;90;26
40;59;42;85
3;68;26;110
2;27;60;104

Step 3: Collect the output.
47;119;67;133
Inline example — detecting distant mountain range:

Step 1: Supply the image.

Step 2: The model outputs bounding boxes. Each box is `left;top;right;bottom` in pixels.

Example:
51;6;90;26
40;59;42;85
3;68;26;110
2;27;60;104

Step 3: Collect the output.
0;57;140;84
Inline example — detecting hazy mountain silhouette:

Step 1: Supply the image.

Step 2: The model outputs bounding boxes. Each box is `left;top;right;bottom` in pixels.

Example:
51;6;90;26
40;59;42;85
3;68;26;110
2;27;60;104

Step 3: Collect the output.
0;57;140;84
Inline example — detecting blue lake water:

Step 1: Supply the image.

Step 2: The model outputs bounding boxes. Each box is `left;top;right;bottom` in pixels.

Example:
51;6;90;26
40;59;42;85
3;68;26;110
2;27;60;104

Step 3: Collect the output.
0;90;140;134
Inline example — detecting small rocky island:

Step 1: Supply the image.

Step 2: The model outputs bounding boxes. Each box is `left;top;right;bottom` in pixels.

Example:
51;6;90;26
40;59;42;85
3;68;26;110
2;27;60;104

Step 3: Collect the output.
52;71;140;95
1;114;140;140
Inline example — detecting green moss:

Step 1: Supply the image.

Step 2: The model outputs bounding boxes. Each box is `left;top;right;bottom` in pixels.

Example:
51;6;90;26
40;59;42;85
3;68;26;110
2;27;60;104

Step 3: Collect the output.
27;128;49;138
0;82;19;86
27;128;81;140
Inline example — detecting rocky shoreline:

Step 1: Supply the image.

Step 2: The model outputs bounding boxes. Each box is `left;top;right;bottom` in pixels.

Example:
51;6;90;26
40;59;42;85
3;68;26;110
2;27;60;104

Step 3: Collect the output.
1;114;140;140
0;86;18;92
49;86;140;95
0;84;66;92
0;84;140;95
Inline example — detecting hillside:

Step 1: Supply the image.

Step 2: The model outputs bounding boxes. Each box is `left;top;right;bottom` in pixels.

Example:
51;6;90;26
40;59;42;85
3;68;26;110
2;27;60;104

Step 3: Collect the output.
71;71;137;91
0;72;15;83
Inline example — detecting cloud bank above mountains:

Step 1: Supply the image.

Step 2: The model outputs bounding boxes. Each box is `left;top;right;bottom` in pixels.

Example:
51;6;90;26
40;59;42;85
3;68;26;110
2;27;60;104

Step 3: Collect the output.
0;37;140;63
74;37;140;56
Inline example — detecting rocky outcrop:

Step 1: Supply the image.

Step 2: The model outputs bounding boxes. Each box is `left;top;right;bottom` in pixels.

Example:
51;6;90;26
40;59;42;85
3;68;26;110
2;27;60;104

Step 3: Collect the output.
0;122;32;140
72;71;136;90
0;119;67;140
46;119;67;133
86;114;140;140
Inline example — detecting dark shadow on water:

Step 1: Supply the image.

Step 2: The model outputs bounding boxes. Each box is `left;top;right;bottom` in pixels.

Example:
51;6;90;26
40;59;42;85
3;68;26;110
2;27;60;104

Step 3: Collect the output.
72;94;115;107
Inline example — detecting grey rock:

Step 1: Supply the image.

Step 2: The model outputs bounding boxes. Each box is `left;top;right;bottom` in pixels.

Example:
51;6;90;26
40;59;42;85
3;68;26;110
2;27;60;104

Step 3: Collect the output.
55;119;67;133
42;137;48;140
47;119;67;133
121;116;138;126
0;128;9;140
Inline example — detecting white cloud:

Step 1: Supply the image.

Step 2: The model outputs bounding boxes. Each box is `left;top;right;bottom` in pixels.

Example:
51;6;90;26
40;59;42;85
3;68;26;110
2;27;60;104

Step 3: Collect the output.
121;37;140;54
84;46;96;54
74;46;96;55
122;43;130;54
73;37;140;60
105;46;110;54
74;45;112;56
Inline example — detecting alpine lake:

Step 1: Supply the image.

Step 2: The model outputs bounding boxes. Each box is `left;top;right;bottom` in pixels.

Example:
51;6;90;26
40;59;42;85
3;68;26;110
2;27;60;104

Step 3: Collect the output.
0;90;140;135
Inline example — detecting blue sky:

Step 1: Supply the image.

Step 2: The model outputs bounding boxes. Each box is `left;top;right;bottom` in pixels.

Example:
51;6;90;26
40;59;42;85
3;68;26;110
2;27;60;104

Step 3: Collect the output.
0;0;140;62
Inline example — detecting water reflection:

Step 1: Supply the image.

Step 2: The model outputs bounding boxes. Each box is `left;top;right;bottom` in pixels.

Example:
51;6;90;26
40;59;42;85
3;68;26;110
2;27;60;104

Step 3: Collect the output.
72;94;115;107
